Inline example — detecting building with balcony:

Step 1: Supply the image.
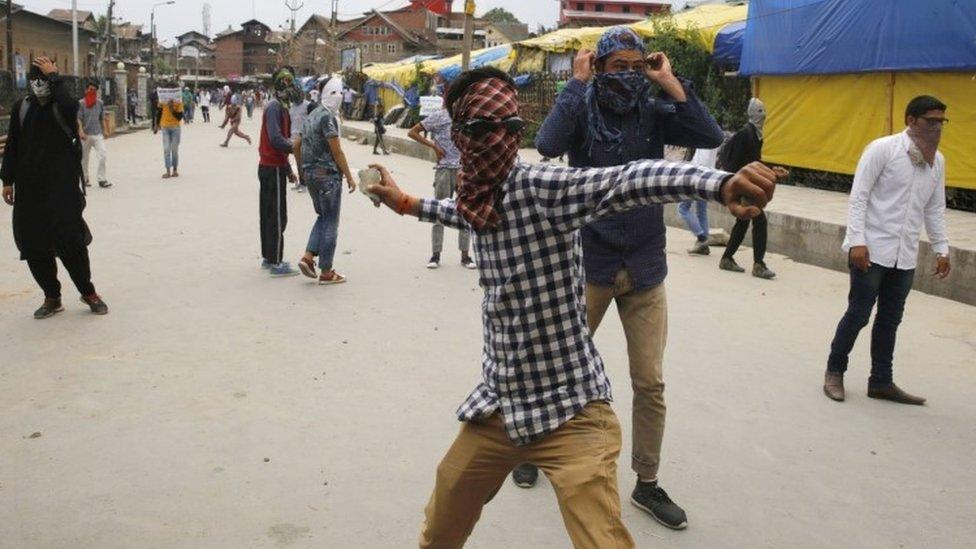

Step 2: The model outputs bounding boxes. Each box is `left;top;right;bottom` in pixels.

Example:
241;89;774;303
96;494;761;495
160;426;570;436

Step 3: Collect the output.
558;0;670;28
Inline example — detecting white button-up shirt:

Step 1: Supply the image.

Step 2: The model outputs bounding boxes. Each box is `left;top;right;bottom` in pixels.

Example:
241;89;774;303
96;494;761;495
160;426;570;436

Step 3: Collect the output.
843;130;949;270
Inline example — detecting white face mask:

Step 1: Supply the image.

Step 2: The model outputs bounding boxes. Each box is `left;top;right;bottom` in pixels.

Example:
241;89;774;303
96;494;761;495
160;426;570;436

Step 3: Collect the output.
30;79;51;98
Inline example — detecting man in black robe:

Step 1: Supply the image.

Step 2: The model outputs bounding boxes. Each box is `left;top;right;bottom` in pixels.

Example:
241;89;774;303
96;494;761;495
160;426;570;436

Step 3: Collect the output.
1;57;108;319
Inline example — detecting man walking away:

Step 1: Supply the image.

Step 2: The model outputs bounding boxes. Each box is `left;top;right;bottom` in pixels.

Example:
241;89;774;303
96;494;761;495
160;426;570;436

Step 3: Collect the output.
407;97;475;269
719;98;776;279
182;87;195;123
154;86;183;178
679;141;725;255
372;104;389;155
77;79;111;189
200;89;211;123
341;86;356;118
258;67;301;277
297;82;357;285
1;57;108;319
126;89;139;125
824;95;951;406
363;66;778;548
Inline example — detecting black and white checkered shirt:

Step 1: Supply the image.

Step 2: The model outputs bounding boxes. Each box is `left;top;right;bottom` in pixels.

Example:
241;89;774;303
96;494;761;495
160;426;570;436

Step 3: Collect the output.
418;159;730;445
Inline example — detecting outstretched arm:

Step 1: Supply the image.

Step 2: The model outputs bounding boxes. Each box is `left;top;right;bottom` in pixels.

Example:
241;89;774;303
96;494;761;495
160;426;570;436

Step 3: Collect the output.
530;160;779;234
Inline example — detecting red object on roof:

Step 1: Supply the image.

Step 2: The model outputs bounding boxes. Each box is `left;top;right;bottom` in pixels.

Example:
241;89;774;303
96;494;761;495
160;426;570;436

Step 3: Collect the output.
410;0;451;16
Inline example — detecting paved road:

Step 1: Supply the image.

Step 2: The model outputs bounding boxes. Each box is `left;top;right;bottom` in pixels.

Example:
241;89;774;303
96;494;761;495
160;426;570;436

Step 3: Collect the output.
2;112;975;548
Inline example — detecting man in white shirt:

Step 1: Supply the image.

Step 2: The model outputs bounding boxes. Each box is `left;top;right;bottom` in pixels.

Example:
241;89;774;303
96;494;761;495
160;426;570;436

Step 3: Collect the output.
824;96;951;405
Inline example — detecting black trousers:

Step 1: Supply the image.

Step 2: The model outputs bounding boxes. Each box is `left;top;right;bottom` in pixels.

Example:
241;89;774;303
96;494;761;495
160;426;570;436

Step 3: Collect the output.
26;247;96;300
723;212;767;263
373;134;388;153
258;165;289;264
201;106;210;123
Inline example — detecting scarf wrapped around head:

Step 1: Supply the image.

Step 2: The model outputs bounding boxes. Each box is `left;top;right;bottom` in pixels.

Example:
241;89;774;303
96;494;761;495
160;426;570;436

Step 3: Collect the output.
452;77;522;231
585;26;650;149
272;66;300;108
747;98;766;140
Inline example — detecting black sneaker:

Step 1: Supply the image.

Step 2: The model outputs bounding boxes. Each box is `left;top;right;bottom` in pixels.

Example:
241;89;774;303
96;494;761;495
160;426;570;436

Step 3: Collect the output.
511;463;538;488
631;480;688;530
426;254;441;269
80;293;109;315
98;180;112;188
34;298;64;319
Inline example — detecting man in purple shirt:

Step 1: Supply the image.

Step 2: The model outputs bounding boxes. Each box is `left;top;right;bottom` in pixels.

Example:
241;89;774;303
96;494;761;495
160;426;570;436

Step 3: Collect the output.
526;26;724;529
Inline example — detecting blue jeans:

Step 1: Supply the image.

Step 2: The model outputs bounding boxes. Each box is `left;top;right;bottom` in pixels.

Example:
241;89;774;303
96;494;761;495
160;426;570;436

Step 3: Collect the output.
305;170;342;271
827;262;915;386
677;199;709;240
161;127;181;170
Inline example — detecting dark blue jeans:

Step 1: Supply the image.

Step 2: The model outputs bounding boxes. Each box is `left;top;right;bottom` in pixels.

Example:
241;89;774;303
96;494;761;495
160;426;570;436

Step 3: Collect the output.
305;170;342;271
827;262;915;387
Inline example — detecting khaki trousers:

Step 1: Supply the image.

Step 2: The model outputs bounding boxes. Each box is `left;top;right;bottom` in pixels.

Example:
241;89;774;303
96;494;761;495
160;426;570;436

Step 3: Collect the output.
419;402;635;549
586;270;667;480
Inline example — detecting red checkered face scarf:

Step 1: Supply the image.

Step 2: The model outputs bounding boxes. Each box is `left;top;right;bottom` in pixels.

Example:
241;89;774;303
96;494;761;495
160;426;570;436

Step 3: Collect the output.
452;78;522;231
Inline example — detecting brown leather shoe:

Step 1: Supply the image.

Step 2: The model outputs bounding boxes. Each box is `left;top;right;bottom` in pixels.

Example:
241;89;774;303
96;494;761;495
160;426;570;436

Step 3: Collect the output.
823;372;845;401
867;383;926;405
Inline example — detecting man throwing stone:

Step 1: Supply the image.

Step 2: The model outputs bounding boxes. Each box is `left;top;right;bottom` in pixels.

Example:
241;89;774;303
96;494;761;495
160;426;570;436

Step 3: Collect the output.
365;67;778;548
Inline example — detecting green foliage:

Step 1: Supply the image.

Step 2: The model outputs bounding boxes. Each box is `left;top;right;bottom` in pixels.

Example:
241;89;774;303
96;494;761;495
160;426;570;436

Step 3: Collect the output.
642;18;750;131
482;7;522;25
155;58;173;76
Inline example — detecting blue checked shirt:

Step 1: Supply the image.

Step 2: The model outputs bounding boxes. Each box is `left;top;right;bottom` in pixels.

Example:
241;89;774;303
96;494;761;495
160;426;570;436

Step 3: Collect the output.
417;159;730;445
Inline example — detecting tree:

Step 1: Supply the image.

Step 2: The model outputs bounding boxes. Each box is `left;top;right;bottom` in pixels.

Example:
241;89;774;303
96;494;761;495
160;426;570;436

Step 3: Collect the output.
482;7;521;25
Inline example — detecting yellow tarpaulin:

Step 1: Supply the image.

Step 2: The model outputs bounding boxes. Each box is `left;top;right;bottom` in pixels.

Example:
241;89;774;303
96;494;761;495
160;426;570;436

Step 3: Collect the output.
516;3;748;55
758;72;976;190
362;46;516;110
632;3;748;53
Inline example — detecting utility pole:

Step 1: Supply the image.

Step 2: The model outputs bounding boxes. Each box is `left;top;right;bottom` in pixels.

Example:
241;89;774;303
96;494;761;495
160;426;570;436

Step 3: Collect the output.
461;0;475;71
327;0;338;74
96;0;115;77
72;0;79;75
6;0;14;75
284;0;304;33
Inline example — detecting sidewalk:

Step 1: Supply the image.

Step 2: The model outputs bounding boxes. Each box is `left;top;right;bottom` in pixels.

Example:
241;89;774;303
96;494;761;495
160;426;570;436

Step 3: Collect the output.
343;120;976;305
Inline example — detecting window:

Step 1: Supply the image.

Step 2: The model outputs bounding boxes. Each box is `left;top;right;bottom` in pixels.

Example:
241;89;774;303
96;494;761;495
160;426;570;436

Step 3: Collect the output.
374;43;382;53
622;6;630;13
576;2;584;10
387;43;397;54
595;4;604;12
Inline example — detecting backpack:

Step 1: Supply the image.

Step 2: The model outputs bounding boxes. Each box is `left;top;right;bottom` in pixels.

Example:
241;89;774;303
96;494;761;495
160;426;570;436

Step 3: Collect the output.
714;130;735;171
19;96;87;194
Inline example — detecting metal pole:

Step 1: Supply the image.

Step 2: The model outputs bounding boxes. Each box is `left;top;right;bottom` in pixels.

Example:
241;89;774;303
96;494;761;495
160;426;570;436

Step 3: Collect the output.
461;0;475;71
6;0;13;74
72;0;79;75
150;10;155;80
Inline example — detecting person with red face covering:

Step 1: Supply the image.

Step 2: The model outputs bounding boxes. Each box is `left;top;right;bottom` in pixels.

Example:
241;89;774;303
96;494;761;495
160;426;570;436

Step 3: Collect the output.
77;80;111;188
364;66;780;548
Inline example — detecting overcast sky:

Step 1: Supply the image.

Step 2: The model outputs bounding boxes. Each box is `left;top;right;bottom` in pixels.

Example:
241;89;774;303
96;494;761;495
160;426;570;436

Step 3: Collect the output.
22;0;575;45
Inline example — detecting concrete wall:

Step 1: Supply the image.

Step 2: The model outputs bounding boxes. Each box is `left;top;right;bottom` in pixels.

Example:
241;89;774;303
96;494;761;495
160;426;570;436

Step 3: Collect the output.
342;124;976;307
662;204;975;306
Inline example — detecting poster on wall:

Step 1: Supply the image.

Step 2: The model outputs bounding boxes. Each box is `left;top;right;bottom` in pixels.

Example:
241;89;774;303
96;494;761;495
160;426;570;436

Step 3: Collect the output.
341;48;359;71
14;54;26;89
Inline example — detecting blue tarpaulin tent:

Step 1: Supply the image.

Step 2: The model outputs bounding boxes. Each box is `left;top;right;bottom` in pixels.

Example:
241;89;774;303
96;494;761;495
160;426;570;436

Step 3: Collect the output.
712;20;745;66
740;0;976;76
741;0;976;189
